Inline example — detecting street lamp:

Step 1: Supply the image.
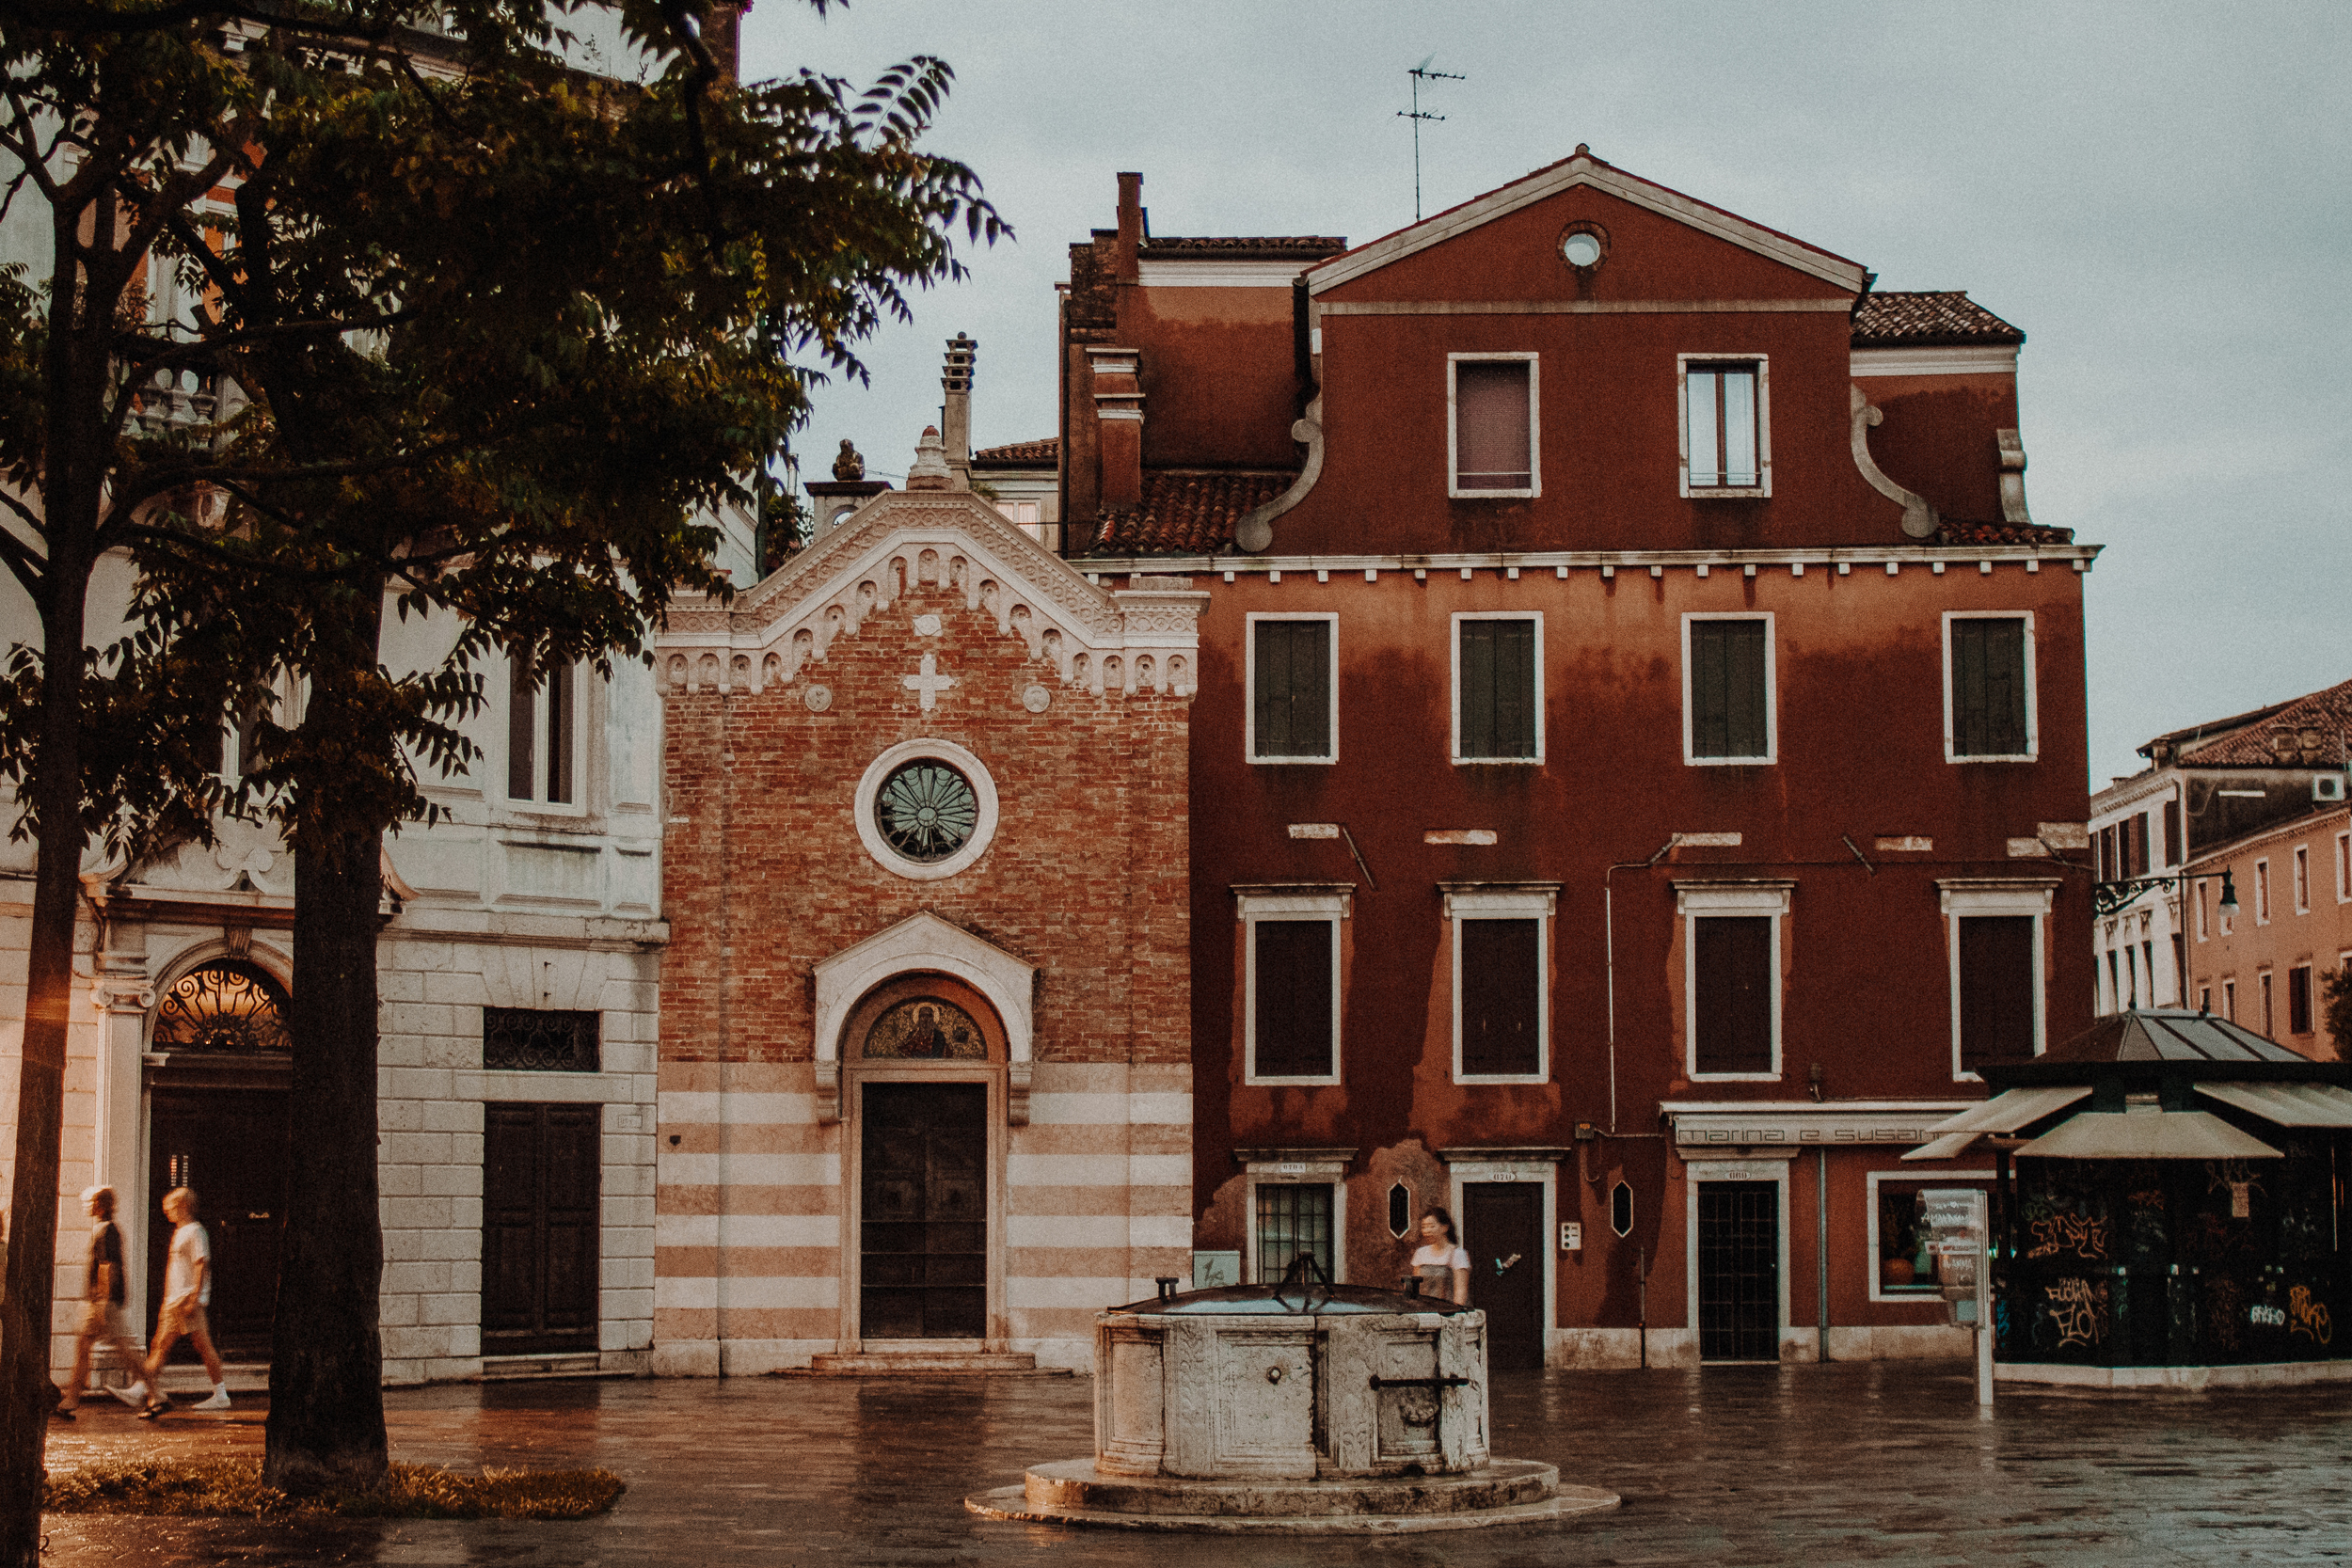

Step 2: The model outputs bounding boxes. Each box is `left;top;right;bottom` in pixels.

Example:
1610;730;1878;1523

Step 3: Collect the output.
2217;868;2240;920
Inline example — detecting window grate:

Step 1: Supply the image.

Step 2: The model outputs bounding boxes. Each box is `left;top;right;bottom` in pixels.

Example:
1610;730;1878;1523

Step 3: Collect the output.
484;1007;601;1072
1256;1182;1334;1284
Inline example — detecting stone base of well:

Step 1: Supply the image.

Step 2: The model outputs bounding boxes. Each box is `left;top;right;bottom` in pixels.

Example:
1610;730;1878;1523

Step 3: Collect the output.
964;1458;1619;1533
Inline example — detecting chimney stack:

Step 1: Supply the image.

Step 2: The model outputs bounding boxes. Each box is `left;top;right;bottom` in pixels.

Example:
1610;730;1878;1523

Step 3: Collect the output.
942;333;976;488
1115;172;1143;283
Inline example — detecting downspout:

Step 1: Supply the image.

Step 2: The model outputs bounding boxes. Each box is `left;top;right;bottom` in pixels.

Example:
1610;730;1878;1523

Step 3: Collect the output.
1817;1147;1830;1365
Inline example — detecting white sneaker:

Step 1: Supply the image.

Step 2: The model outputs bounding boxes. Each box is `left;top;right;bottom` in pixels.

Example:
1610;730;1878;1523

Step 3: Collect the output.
109;1381;148;1408
195;1387;231;1411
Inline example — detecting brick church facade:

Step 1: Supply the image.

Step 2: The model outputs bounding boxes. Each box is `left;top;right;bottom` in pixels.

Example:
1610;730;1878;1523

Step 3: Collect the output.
650;433;1202;1370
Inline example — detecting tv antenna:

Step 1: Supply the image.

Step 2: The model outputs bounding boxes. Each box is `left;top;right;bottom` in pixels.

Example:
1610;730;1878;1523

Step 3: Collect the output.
1398;56;1465;221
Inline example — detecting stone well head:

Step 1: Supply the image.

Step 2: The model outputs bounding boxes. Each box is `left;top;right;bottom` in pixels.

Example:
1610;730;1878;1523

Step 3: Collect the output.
1093;1280;1488;1481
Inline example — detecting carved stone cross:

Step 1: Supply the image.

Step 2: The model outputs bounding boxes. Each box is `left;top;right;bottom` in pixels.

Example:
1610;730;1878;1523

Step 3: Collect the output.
902;652;957;711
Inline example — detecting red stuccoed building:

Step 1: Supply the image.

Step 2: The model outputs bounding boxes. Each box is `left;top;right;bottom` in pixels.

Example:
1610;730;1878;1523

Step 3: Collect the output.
1056;149;2100;1367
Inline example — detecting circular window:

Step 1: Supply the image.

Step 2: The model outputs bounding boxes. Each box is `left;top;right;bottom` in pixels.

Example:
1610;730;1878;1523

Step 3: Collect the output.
875;759;977;863
1560;227;1606;269
852;737;1001;881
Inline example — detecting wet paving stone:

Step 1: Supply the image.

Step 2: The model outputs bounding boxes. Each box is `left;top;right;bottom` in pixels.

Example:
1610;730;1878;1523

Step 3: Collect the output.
38;1360;2352;1566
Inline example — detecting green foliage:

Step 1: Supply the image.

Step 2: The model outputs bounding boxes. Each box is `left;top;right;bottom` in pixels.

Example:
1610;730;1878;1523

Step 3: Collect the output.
44;1458;625;1519
2324;964;2352;1061
0;1;1004;859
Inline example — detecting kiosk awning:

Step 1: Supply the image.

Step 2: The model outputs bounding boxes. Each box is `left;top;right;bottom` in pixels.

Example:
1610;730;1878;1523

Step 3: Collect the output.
1901;1085;2090;1161
2011;1107;2282;1161
2195;1081;2352;1128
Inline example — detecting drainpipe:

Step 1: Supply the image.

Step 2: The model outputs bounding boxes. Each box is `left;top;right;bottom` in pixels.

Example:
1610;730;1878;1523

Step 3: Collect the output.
1817;1147;1830;1365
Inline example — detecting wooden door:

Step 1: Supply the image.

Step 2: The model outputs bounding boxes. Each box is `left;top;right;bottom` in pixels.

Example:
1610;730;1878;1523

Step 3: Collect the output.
860;1082;988;1339
483;1102;601;1355
147;1089;289;1360
1464;1182;1545;1370
1698;1180;1779;1361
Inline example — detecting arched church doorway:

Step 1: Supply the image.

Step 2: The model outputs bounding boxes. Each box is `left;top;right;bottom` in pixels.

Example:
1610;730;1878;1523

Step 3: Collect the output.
842;974;1005;1344
144;958;294;1361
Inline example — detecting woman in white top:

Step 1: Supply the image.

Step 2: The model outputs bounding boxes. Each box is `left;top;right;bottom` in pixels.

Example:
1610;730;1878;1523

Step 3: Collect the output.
1409;1208;1471;1305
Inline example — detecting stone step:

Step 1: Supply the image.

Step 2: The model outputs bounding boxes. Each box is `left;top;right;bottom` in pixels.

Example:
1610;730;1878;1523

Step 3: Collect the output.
801;1351;1066;1377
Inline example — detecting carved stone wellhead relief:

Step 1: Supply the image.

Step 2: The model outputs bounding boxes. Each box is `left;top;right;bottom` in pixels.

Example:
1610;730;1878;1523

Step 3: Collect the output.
656;490;1204;700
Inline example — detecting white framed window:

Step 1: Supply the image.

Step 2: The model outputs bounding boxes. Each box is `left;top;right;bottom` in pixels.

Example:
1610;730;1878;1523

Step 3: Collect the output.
1237;885;1350;1085
1682;613;1776;765
1447;353;1539;499
1677;355;1771;498
2259;968;2274;1037
1942;611;2037;762
851;737;1002;882
508;656;585;811
1676;880;1793;1082
1939;879;2053;1080
2223;976;2237;1022
1452;613;1543;763
2294;846;2311;913
1444;883;1557;1084
2254;858;2272;925
2337;832;2351;902
201;673;291;784
1246;612;1339;765
1239;1150;1352;1285
1867;1169;1994;1303
2195;878;2211;942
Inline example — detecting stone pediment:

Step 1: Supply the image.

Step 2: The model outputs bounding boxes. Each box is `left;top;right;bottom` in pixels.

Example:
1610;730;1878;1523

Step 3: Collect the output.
658;487;1205;702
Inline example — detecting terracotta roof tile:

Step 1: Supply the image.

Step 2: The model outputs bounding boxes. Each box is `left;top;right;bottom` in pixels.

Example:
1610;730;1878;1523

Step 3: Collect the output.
1851;291;2025;348
2179;677;2352;768
1933;519;2074;546
1092;469;1297;554
972;436;1057;467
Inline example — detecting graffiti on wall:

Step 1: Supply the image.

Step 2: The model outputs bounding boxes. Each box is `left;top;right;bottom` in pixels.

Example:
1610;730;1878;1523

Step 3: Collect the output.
2041;1276;2110;1350
2026;1212;2109;1261
2288;1286;2333;1347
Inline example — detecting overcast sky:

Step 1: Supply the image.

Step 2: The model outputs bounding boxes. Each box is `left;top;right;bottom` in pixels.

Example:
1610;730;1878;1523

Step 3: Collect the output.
740;1;2352;793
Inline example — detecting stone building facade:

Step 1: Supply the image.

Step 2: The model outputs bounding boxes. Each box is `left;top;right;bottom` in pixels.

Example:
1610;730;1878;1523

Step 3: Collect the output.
651;442;1200;1371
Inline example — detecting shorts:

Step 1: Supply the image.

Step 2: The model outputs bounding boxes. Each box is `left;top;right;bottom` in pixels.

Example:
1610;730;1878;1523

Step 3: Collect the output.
78;1300;129;1338
157;1298;212;1340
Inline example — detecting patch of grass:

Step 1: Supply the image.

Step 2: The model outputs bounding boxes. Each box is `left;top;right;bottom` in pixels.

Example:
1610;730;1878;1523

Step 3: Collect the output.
44;1459;625;1520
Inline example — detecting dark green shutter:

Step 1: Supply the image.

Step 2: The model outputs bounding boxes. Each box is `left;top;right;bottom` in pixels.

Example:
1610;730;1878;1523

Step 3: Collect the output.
1254;920;1335;1076
1953;618;2027;756
1693;916;1773;1073
1458;619;1536;759
1460;919;1542;1075
1254;620;1331;758
1690;620;1767;759
1958;915;2035;1069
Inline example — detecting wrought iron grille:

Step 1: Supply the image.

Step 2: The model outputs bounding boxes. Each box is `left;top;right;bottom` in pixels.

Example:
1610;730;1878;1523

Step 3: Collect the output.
151;961;293;1054
874;759;978;863
484;1007;600;1072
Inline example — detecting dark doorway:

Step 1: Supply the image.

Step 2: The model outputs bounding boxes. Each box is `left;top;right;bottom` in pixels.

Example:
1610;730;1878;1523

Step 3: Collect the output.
861;1082;988;1339
1698;1180;1779;1361
483;1102;601;1355
147;1088;289;1361
1464;1182;1545;1370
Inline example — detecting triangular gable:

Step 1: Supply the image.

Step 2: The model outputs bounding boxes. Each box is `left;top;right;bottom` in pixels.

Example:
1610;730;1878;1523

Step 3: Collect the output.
1308;146;1868;295
658;486;1203;701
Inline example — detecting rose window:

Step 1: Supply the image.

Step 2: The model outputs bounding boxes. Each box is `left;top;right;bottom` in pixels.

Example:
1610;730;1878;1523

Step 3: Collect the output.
874;759;979;863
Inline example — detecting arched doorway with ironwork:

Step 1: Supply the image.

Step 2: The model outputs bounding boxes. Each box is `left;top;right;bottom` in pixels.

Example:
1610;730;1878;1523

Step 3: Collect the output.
143;951;294;1363
839;973;1009;1350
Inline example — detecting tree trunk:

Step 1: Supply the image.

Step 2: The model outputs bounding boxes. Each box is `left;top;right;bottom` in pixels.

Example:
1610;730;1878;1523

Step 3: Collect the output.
0;582;93;1563
262;596;389;1492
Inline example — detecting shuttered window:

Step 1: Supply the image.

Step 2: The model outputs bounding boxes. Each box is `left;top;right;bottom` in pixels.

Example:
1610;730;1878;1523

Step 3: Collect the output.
1693;916;1773;1074
1958;915;2036;1070
1457;618;1538;760
1460;918;1542;1077
1948;617;2029;758
1253;919;1337;1078
1453;358;1534;492
2288;965;2312;1036
2162;800;2182;866
1251;618;1333;760
1688;618;1771;761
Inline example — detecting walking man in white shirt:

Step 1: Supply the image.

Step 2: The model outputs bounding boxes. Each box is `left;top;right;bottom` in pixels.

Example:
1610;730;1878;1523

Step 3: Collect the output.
141;1186;230;1415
